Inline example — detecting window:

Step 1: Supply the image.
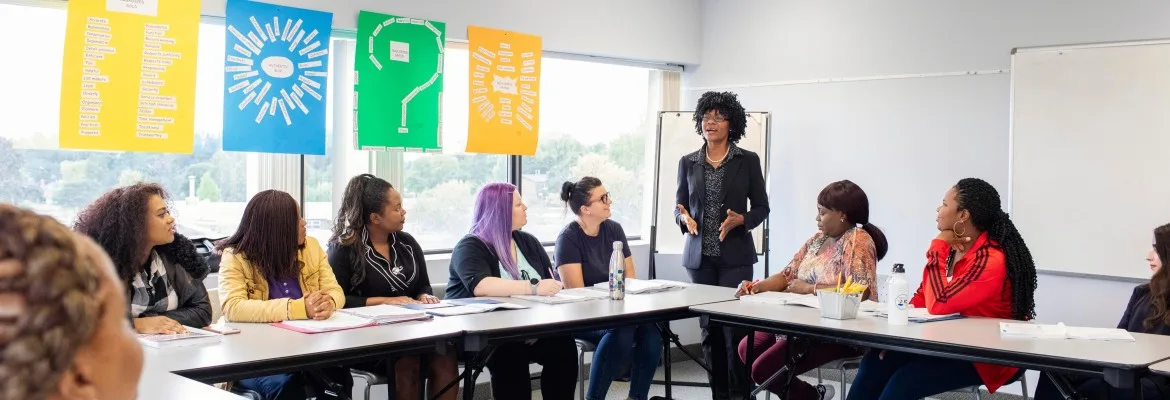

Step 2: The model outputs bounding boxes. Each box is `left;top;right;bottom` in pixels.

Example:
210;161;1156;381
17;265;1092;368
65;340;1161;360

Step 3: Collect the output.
399;45;508;251
520;58;658;243
0;2;674;254
0;4;253;240
302;39;343;246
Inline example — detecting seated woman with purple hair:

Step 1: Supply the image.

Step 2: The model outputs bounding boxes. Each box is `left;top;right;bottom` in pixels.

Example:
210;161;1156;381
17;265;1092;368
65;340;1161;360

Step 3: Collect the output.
448;182;578;400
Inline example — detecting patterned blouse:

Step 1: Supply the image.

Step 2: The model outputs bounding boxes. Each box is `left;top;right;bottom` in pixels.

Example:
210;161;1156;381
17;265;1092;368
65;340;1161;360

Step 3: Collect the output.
695;144;745;257
779;227;879;298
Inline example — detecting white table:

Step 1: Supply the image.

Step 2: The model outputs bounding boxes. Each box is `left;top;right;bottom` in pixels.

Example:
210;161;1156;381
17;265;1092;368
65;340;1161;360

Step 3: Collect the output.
145;318;465;383
691;301;1170;392
138;358;244;399
1152;359;1170;377
449;283;738;400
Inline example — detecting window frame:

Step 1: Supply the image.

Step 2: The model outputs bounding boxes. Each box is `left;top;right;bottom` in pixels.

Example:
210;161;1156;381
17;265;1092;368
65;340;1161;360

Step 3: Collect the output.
2;0;679;254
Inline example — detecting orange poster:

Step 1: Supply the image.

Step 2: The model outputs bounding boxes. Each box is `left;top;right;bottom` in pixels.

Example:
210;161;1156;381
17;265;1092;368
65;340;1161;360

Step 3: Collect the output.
465;26;541;156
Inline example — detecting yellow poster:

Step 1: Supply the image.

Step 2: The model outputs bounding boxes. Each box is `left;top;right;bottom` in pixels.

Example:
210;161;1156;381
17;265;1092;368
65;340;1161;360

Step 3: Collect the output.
59;0;201;153
466;26;542;156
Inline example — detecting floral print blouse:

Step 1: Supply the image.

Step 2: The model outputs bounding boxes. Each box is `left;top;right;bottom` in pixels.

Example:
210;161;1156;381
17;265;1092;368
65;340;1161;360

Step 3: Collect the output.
779;227;879;298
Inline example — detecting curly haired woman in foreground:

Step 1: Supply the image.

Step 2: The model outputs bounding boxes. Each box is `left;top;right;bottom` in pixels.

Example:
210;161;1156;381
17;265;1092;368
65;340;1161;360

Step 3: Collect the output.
0;203;144;400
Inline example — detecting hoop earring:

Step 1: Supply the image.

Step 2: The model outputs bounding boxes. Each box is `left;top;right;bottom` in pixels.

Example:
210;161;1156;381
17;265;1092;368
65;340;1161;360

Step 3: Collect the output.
953;221;968;237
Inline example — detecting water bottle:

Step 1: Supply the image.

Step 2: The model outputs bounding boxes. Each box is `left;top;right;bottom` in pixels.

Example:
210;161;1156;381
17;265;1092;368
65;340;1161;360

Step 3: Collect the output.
887;264;909;325
609;241;625;300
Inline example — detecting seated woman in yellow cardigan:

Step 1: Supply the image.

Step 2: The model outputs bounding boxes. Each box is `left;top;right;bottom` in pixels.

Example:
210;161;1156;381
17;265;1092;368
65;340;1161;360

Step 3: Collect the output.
217;190;350;400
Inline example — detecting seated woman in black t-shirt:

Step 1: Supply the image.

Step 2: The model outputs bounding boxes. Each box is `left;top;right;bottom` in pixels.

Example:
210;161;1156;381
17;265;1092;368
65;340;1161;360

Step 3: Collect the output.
326;174;457;400
1034;223;1170;399
556;177;663;400
447;182;578;400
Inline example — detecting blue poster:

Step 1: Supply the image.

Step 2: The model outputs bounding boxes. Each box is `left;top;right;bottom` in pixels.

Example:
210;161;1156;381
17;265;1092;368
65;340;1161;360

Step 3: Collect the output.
222;0;332;155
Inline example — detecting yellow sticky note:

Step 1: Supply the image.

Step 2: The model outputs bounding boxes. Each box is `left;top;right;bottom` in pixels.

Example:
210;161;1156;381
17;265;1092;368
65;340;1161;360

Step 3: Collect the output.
59;0;201;153
466;25;541;156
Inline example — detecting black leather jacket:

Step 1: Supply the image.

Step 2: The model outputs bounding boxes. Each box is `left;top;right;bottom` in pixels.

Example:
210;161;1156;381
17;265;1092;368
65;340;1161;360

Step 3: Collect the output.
132;234;213;328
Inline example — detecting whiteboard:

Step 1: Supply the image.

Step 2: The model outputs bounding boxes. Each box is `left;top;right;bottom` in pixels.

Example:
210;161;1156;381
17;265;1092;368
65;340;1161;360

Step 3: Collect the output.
652;111;770;255
1011;40;1170;280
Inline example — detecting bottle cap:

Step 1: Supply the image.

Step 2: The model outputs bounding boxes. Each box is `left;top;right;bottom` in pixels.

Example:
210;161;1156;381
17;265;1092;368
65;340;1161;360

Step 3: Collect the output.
892;263;905;273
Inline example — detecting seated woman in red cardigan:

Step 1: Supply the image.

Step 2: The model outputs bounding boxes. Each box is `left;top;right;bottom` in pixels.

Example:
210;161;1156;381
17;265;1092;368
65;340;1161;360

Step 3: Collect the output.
846;178;1038;400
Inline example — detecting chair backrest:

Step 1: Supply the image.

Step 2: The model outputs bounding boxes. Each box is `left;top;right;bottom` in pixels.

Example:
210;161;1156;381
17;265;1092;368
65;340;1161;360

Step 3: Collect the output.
875;274;890;303
431;283;447;300
207;288;222;322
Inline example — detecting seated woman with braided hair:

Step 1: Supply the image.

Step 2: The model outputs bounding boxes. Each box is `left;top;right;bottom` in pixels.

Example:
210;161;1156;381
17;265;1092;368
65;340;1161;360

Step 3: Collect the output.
0;203;144;400
846;178;1038;400
74;183;212;334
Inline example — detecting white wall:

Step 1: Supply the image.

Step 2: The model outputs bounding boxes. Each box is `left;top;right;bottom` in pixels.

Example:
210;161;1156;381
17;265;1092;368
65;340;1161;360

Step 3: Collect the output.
686;0;1170;393
197;0;702;65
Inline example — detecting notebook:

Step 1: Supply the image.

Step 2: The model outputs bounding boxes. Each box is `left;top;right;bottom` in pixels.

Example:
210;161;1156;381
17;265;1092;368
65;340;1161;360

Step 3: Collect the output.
137;326;223;348
876;308;963;323
273;312;377;334
425;300;529;316
338;305;430;324
512;288;610;304
590;279;687;294
999;322;1135;341
739;292;883;313
400;302;457;310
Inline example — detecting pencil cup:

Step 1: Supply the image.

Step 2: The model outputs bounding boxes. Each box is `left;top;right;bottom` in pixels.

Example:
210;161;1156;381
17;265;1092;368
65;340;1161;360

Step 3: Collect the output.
817;289;861;320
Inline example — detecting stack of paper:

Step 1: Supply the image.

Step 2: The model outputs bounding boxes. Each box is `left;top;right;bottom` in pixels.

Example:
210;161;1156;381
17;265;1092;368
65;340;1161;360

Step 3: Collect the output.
592;279;687;294
739;292;812;306
740;292;883;313
275;312;376;333
512;288;610;304
426;299;529;316
876;308;962;323
999;322;1135;341
137;326;223;348
339;305;430;324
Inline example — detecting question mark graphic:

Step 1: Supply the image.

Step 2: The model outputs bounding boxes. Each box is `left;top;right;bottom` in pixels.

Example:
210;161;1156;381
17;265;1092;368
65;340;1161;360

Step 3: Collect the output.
366;17;443;134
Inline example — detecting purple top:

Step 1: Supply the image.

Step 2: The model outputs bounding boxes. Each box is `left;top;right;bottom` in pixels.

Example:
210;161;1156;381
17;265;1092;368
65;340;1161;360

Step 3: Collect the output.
266;275;304;300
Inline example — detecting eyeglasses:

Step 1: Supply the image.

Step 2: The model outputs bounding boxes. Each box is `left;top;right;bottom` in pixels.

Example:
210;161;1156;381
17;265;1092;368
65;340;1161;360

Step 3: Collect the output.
590;193;612;205
703;116;728;124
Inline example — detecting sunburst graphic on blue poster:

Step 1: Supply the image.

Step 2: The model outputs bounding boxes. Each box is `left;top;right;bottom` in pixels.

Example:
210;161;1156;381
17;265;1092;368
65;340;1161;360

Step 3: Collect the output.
222;0;332;155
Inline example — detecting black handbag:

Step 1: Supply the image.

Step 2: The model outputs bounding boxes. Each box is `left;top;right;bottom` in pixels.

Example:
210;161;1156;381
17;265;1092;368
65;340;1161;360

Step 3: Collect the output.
301;367;354;400
190;237;226;273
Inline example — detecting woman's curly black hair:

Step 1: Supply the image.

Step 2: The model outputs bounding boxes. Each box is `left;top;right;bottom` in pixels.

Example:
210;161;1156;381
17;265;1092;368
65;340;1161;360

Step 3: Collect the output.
73;183;208;283
953;178;1038;321
693;91;748;144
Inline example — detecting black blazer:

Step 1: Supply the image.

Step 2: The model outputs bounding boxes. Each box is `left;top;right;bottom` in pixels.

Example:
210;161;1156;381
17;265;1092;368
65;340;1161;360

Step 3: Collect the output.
674;146;769;269
446;230;554;299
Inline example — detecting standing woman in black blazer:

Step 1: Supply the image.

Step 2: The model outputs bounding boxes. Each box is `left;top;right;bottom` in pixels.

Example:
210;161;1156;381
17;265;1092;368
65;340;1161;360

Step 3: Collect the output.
675;91;769;400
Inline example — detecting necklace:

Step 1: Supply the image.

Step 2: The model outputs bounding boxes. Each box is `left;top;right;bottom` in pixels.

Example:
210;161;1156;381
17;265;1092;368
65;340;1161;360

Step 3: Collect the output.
706;145;729;164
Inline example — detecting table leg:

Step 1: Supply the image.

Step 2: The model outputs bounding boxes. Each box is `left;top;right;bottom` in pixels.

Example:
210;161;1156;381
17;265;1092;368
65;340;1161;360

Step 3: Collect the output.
461;355;477;400
660;322;674;399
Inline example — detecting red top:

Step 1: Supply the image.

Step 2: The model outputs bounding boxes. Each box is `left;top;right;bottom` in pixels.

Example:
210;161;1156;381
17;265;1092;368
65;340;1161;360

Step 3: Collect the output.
910;233;1019;393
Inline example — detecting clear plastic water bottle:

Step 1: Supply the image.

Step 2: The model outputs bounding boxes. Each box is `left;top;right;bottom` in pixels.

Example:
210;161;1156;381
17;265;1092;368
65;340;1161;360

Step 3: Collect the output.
609;241;625;300
887;263;909;325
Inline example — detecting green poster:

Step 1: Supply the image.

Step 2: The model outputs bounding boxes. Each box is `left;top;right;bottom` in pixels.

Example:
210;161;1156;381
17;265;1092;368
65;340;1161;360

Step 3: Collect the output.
355;11;445;151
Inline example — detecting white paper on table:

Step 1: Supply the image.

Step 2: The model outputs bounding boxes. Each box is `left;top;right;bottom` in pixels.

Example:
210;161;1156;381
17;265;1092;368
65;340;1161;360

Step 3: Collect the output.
280;313;374;331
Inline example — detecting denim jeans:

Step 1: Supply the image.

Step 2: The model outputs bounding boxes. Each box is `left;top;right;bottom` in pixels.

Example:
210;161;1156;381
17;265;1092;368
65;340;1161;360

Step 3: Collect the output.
577;323;664;400
845;351;986;400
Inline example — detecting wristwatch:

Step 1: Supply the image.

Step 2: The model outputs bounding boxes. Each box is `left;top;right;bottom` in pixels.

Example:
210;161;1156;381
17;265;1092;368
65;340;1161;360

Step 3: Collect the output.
529;278;539;295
